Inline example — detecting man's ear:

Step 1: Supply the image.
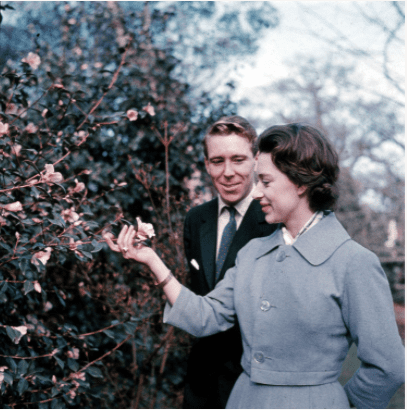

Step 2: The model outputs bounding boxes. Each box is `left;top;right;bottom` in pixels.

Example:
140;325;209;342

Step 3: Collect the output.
204;157;210;173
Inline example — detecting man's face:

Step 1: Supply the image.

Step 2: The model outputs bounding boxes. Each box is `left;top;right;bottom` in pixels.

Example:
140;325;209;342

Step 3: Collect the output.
204;134;255;205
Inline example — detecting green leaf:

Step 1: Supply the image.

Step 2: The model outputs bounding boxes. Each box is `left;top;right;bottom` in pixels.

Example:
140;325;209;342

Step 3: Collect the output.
67;358;79;372
51;399;62;409
0;282;8;296
17;360;29;376
0;242;12;252
90;239;103;253
47;218;64;227
3;372;13;386
124;321;138;335
17;378;29;395
55;356;64;370
51;385;60;397
6;358;17;373
86;366;103;378
103;329;115;339
23;281;35;295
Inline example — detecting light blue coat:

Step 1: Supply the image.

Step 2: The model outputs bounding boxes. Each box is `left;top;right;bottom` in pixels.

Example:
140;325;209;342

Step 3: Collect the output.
164;212;404;409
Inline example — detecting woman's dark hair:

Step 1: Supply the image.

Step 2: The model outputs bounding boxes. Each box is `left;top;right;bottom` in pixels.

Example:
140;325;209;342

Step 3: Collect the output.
258;123;340;212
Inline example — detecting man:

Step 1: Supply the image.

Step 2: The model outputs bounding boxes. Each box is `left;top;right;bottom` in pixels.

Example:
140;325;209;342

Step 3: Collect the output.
183;116;278;408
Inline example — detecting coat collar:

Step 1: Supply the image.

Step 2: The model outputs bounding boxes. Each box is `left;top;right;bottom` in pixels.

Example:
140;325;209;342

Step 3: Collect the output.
255;212;351;266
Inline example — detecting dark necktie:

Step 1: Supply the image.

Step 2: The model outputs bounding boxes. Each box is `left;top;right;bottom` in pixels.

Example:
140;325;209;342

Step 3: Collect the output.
216;207;237;281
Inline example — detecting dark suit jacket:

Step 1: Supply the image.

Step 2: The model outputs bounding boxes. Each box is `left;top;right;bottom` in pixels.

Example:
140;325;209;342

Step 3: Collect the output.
182;197;277;408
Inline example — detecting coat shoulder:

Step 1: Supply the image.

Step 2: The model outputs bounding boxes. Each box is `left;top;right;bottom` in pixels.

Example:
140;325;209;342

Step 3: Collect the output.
186;198;217;221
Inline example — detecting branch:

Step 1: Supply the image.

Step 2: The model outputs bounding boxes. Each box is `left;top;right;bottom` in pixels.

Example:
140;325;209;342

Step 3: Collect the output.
76;38;132;131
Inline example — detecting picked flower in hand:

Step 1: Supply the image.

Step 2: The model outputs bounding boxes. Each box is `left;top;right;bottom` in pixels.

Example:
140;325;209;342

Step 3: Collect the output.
135;217;155;242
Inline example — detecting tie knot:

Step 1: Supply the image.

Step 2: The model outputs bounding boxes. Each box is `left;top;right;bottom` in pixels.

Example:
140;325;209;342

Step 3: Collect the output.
226;206;236;220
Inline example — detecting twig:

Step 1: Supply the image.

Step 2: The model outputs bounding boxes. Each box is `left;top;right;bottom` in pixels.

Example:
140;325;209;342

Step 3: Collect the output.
76;38;132;131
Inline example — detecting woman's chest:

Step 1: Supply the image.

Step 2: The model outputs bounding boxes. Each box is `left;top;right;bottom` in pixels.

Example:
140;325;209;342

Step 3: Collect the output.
233;245;346;337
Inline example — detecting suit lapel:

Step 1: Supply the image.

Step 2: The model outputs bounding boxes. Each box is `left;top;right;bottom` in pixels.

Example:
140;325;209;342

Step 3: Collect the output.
217;200;269;282
200;198;218;289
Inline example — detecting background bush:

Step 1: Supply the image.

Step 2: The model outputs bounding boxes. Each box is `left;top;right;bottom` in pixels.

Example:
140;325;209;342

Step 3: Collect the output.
0;3;236;408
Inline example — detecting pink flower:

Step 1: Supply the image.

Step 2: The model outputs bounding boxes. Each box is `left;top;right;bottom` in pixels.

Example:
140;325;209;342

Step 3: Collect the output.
41;164;64;185
2;201;23;212
61;208;80;223
127;109;138;121
68;179;86;194
0;122;9;136
31;247;52;266
5;103;18;115
143;103;155;116
12;144;22;156
25;123;38;134
135;217;155;242
21;52;41;70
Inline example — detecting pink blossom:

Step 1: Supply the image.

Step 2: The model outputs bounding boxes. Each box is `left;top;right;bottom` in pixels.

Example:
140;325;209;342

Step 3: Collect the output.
41;164;64;185
5;103;18;115
135;217;155;242
68;179;85;194
127;109;138;121
31;247;52;266
0;122;9;136
61;208;80;223
2;201;23;212
33;281;42;293
70;372;86;381
67;348;80;360
12;144;22;156
143;103;155;116
21;52;41;70
25;123;38;134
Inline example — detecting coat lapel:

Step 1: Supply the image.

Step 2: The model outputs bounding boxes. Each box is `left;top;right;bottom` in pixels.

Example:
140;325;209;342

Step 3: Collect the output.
200;198;218;289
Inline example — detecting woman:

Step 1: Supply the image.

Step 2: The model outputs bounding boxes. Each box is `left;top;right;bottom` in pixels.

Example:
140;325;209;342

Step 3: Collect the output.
105;123;404;409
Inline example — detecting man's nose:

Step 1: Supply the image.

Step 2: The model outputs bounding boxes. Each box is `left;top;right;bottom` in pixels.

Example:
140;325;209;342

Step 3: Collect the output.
252;181;263;199
223;161;235;177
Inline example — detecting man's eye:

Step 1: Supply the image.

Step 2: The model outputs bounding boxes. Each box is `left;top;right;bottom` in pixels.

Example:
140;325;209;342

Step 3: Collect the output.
211;160;223;165
234;158;245;163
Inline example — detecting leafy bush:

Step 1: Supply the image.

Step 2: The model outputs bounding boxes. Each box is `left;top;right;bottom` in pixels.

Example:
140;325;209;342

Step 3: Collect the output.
0;3;234;408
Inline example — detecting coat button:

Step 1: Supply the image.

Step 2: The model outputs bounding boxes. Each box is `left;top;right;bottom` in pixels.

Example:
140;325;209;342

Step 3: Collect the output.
276;250;286;262
254;352;264;363
260;300;271;311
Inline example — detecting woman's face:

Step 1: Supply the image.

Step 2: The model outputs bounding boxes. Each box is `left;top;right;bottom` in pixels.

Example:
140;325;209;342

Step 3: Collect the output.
253;153;308;228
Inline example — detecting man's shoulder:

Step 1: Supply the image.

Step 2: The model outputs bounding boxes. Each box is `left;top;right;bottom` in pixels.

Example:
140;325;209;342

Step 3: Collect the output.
186;198;217;220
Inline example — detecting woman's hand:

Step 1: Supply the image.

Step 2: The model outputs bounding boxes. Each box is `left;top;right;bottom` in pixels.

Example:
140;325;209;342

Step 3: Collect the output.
104;225;158;268
104;224;182;305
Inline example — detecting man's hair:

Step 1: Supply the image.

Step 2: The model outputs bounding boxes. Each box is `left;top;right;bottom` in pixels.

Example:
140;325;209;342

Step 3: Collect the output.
258;123;340;212
203;115;258;158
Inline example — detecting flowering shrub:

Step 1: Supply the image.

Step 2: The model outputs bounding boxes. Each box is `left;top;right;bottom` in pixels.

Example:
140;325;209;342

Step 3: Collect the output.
0;3;235;408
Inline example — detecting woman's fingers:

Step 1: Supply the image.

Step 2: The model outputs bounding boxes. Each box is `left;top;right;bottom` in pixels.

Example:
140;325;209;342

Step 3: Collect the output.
117;225;129;252
103;232;120;252
124;225;136;247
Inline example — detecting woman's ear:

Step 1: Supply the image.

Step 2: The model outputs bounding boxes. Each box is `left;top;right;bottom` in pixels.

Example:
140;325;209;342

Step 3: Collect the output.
297;185;307;196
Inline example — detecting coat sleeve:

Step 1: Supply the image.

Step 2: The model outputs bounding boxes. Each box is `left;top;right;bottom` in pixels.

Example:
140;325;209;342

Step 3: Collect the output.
163;264;237;337
341;244;405;409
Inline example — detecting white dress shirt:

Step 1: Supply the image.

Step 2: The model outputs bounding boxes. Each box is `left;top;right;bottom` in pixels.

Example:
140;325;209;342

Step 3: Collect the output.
216;186;255;258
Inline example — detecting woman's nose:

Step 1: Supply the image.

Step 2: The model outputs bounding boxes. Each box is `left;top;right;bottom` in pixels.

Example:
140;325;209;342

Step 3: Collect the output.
252;182;263;199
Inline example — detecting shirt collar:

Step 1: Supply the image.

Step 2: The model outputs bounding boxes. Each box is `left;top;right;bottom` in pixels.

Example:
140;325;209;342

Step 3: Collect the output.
282;211;324;245
255;212;351;266
218;185;255;217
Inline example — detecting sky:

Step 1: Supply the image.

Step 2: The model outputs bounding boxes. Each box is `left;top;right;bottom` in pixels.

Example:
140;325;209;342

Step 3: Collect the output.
232;1;404;104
